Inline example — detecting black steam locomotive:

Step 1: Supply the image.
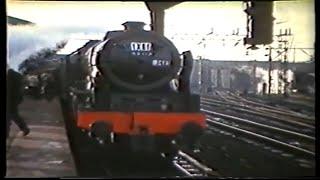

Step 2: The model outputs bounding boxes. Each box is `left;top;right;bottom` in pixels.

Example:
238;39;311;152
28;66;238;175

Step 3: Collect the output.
59;22;206;153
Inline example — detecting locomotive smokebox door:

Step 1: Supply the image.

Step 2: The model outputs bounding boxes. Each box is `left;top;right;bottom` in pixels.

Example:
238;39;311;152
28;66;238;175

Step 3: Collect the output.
98;21;182;91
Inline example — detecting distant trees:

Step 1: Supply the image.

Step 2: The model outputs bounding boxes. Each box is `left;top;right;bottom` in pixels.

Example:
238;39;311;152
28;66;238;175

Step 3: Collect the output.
18;40;67;74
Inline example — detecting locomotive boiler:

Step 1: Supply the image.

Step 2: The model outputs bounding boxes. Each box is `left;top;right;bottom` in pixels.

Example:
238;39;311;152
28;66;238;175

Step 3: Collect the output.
59;21;206;154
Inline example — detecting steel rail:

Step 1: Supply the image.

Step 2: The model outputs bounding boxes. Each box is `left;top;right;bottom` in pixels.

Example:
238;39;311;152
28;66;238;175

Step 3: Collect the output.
201;96;315;123
201;100;315;129
173;150;219;177
201;108;315;141
225;93;315;121
206;117;315;157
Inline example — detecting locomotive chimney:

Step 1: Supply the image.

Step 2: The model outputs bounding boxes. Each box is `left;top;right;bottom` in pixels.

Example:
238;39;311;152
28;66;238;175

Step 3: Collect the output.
122;21;146;31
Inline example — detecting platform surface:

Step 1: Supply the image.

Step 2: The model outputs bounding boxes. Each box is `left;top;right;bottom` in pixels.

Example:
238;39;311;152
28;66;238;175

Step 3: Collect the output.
6;97;76;177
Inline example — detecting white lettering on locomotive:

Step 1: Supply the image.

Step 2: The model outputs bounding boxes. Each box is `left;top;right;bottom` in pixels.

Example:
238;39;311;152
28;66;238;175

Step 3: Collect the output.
130;42;152;52
152;59;170;66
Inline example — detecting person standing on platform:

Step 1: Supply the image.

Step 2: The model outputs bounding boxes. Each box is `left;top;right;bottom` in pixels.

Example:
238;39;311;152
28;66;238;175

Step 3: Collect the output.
7;65;30;138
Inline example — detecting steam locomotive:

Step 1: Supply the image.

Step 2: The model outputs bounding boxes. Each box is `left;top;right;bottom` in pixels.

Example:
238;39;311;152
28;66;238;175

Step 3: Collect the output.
59;22;206;154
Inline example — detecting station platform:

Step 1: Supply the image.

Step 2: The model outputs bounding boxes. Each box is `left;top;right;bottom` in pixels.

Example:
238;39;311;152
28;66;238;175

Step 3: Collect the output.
6;97;76;177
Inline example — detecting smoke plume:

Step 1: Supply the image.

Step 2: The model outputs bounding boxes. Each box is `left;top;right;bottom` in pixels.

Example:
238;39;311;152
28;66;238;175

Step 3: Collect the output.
7;24;107;71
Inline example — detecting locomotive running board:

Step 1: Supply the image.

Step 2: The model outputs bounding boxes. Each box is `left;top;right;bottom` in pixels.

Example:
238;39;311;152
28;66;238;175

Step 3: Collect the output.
76;111;206;135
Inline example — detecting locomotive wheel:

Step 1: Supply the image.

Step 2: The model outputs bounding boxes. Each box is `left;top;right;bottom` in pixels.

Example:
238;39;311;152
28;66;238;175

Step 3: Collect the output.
90;121;112;144
161;147;178;160
176;122;203;150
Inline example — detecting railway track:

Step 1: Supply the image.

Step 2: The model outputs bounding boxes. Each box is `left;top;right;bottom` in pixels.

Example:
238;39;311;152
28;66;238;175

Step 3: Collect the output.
202;108;315;159
201;98;315;132
226;92;315;121
203;109;315;141
203;92;315;124
234;93;315;114
173;150;220;177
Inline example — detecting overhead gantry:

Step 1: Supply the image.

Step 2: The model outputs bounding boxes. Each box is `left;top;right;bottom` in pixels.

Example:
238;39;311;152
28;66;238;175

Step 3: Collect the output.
145;2;181;36
144;1;274;45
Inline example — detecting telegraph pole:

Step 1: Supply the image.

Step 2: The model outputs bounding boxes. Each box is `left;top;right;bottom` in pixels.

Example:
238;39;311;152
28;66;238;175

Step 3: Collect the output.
277;28;291;96
252;60;257;94
268;47;272;95
283;40;289;96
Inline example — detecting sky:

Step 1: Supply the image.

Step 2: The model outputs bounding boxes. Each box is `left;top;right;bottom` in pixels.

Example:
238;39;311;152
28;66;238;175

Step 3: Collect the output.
6;0;315;70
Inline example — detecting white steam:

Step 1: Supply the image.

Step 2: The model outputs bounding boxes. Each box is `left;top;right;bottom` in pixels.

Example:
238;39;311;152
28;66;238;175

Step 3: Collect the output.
7;24;108;71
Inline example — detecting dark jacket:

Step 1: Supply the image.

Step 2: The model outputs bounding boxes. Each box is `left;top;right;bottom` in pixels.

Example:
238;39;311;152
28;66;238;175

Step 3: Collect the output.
7;69;24;113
